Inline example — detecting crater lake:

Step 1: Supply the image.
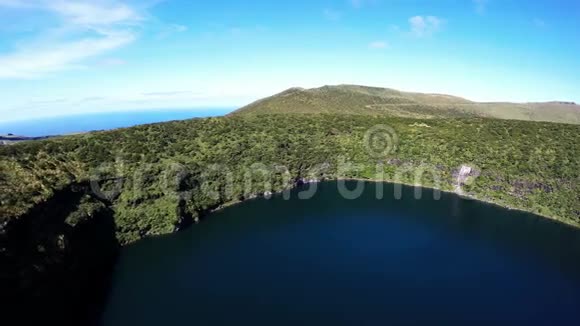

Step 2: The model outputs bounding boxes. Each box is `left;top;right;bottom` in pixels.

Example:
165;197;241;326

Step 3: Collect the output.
100;181;580;325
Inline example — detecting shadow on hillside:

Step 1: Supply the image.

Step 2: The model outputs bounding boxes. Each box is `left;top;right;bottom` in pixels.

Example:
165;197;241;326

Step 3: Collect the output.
0;183;119;325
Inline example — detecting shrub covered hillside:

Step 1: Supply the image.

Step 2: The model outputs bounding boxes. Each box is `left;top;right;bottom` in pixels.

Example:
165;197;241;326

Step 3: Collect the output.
1;114;578;323
233;85;580;124
1;114;578;245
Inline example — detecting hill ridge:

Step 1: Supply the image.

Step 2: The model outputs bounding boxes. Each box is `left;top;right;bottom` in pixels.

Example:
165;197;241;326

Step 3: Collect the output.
232;84;580;124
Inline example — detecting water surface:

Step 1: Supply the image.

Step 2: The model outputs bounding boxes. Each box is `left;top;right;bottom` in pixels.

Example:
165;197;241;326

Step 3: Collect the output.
102;181;580;325
0;109;233;136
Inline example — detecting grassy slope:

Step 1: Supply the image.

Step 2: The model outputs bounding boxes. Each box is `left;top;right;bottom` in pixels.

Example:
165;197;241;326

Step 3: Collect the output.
1;114;578;244
233;85;580;124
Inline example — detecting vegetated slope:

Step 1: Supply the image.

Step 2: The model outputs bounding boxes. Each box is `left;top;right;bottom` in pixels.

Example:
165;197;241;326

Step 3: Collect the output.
233;85;580;124
1;115;578;243
1;114;578;323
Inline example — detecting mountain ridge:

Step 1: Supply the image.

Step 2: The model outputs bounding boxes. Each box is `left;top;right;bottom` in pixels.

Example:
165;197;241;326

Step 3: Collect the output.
232;85;580;124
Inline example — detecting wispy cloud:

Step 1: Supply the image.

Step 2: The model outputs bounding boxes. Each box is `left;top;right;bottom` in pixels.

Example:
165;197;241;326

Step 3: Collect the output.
0;31;135;78
227;25;267;37
0;0;143;79
30;98;68;104
323;8;342;21
47;1;141;26
408;16;444;38
99;57;127;67
473;0;489;15
156;23;188;39
0;0;36;9
533;18;547;28
142;91;198;97
168;24;187;33
369;41;389;49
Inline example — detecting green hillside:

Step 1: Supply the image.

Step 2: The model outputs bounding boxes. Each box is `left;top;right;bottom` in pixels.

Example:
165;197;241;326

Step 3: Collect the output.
233;85;580;124
1;115;578;244
2;111;578;324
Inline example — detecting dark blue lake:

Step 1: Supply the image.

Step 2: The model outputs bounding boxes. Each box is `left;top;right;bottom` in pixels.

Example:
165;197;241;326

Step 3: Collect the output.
101;181;580;325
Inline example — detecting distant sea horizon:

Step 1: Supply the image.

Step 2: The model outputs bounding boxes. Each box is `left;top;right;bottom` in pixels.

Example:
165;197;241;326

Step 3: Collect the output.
0;108;234;137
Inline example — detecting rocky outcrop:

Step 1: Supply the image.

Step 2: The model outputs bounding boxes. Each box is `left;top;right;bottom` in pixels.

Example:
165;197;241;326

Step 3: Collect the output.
453;165;479;195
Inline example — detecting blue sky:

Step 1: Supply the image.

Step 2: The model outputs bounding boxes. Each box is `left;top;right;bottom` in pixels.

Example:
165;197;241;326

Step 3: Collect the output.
0;0;579;122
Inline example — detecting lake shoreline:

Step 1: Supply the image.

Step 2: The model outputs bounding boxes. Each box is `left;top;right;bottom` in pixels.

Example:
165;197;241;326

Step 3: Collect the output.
105;178;580;325
201;177;580;231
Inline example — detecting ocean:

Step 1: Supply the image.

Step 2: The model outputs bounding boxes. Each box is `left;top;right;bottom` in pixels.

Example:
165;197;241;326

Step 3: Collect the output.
0;109;234;137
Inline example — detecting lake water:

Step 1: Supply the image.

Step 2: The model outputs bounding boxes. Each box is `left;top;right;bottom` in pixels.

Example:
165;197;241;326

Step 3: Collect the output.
0;109;233;137
101;181;580;325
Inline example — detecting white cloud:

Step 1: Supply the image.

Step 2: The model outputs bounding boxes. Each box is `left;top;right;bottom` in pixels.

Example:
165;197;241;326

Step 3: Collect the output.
0;31;135;78
473;0;488;15
409;16;444;37
369;41;389;49
323;9;342;21
0;0;142;25
0;0;142;79
47;1;141;26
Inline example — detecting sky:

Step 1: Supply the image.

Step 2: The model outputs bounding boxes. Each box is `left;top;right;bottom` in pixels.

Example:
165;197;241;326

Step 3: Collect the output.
0;0;579;122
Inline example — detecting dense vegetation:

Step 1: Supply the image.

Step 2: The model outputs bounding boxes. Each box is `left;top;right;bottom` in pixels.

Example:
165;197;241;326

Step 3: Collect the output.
1;114;578;245
234;85;580;124
1;99;578;323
